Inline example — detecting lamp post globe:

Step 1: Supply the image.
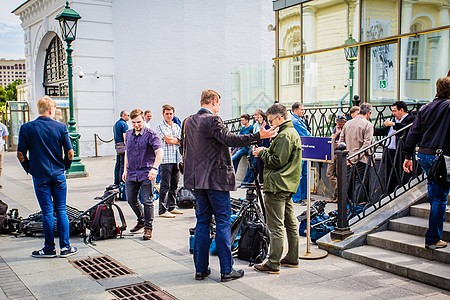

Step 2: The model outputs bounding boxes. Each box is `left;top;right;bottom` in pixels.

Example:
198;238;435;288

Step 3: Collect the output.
344;35;358;109
56;1;88;177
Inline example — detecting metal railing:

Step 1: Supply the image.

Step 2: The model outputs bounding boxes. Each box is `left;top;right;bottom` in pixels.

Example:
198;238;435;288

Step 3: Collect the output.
223;103;425;137
94;133;114;157
331;123;427;239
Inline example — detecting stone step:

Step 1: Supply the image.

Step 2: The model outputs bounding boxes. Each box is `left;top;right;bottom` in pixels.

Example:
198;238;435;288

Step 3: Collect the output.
343;245;450;291
367;230;450;264
410;203;450;220
389;216;450;241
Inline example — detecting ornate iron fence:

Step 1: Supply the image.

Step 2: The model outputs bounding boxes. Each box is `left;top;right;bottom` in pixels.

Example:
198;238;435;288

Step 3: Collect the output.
223;103;425;137
337;123;426;231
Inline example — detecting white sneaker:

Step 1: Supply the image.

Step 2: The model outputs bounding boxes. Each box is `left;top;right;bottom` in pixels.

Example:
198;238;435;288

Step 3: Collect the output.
169;208;183;215
159;211;175;218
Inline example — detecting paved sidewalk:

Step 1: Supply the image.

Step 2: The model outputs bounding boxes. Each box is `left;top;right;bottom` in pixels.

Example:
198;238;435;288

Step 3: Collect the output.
0;152;449;299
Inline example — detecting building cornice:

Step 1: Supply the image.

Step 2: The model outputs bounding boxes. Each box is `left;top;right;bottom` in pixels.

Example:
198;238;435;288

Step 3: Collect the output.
13;0;65;29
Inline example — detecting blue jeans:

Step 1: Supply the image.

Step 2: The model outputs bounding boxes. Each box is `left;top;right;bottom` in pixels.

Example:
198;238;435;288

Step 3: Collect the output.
293;160;307;202
33;174;70;251
232;147;249;172
417;153;449;245
193;189;233;274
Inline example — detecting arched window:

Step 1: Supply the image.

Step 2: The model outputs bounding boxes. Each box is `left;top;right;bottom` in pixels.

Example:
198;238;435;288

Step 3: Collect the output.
43;36;68;96
406;24;422;80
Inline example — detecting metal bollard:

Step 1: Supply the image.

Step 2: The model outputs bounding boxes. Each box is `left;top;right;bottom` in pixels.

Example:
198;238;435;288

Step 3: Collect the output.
94;133;98;157
330;148;354;240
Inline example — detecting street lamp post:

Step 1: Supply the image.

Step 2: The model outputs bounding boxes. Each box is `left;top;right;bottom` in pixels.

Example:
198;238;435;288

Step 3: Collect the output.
56;1;88;177
344;35;358;109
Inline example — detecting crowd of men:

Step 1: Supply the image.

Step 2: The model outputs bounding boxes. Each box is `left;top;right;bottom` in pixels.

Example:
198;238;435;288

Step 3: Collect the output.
10;75;449;282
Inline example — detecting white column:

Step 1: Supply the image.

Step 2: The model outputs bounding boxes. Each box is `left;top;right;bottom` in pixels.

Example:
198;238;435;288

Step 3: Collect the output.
399;0;413;100
303;5;317;103
352;0;359;98
438;6;450;77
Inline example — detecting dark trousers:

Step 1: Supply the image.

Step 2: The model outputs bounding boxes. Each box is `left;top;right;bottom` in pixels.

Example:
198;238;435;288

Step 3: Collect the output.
382;148;410;195
348;162;370;204
193;189;233;274
159;163;179;215
126;179;154;229
114;154;125;185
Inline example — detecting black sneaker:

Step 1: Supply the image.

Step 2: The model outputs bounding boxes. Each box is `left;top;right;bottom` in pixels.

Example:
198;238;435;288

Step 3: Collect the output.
221;269;244;282
195;267;211;280
32;248;56;258
60;246;78;258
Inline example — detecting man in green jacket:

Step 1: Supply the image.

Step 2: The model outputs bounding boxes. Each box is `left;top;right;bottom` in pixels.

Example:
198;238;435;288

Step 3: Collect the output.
252;103;302;274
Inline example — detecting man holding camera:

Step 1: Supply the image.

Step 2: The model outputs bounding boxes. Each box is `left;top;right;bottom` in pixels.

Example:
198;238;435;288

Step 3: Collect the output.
253;103;302;274
182;90;278;282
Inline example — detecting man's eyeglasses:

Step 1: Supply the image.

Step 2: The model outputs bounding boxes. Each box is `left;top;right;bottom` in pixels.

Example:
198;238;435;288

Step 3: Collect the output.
267;116;277;125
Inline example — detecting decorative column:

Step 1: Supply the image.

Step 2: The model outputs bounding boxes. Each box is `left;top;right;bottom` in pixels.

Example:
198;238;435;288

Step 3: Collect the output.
399;0;413;100
438;6;449;77
302;5;317;103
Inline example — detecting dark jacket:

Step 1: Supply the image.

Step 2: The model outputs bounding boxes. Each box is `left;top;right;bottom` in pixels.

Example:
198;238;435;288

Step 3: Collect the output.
182;109;261;191
258;120;302;193
404;98;450;159
374;113;415;145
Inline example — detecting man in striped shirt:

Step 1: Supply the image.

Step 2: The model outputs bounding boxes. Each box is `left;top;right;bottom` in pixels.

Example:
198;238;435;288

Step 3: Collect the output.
157;105;183;218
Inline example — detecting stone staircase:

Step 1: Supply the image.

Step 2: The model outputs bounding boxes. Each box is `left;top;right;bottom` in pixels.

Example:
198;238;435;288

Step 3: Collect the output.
343;202;450;290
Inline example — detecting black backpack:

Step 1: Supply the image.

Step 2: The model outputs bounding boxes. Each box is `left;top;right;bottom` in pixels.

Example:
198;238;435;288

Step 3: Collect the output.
238;220;270;265
87;202;127;243
176;187;196;209
0;200;8;231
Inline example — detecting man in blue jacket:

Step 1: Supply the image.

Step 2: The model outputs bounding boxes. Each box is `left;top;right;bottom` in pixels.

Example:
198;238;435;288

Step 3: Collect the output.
17;96;76;258
291;102;311;203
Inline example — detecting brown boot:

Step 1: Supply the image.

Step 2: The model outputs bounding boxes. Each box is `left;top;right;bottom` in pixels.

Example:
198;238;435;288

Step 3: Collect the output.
143;228;152;240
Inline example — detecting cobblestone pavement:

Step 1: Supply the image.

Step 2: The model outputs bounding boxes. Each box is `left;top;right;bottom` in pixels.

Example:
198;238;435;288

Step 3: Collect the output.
0;152;449;299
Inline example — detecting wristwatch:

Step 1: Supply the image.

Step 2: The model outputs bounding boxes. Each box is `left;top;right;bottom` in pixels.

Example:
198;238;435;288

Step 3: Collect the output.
151;167;158;171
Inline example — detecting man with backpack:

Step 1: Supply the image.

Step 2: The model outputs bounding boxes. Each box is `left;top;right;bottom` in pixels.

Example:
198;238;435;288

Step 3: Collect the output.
17;96;77;258
123;109;163;240
253;103;301;274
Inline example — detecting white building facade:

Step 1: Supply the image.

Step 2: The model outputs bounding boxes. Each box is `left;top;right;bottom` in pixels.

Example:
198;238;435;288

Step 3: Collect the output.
13;0;275;156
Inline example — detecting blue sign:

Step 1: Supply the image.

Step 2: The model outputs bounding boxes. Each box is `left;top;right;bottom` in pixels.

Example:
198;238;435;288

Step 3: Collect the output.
300;136;333;162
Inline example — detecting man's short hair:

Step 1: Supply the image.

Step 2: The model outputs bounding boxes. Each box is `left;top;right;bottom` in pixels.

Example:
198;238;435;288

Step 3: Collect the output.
266;104;288;120
130;109;143;120
393;101;407;112
240;114;250;121
120;110;128;117
144;110;152;115
37;96;56;114
436;77;450;98
359;103;372;115
201;90;221;105
162;105;175;114
349;106;359;115
291;102;303;112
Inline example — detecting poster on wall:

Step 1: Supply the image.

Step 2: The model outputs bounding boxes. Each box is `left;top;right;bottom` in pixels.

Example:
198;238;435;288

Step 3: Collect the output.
367;19;395;91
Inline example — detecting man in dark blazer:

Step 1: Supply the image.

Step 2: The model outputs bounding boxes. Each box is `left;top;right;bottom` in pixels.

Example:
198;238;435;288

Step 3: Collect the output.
182;90;277;282
374;101;415;194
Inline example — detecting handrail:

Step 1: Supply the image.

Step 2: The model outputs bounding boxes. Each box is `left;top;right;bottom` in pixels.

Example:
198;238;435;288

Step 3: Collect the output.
347;123;413;161
93;133;114;157
332;122;426;236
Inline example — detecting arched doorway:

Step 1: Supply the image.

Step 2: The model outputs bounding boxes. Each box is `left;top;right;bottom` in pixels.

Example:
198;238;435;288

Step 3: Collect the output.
42;35;69;125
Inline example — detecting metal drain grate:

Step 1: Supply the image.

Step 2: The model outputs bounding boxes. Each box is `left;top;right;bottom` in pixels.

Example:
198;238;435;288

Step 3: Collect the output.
107;282;177;300
70;255;134;280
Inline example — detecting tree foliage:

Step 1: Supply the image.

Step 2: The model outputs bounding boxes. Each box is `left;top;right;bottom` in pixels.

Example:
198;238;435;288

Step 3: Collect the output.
0;79;22;113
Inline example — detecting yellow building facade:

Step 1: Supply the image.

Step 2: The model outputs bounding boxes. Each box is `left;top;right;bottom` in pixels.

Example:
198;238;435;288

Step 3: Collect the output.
274;0;450;107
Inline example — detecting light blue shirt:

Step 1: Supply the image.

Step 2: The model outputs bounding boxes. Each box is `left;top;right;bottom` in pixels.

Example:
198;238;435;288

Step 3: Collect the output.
0;122;7;148
291;114;311;137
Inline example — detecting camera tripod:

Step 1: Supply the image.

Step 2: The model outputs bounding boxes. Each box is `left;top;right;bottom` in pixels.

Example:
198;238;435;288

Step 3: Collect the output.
230;152;266;244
